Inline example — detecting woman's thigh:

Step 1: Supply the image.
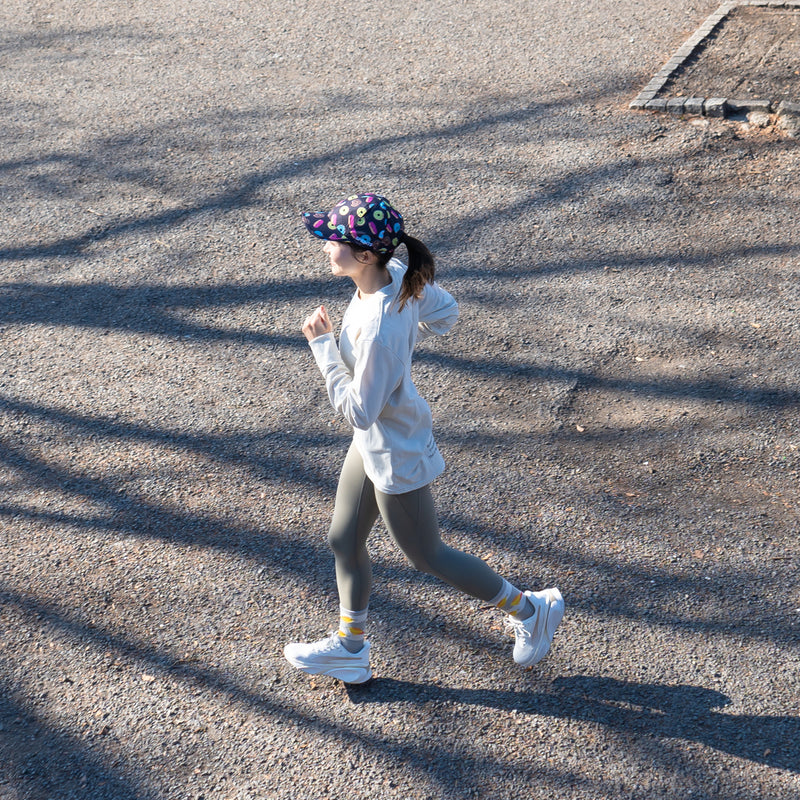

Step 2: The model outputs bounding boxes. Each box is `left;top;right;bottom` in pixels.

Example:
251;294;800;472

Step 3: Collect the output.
376;485;502;601
328;442;380;553
375;485;441;568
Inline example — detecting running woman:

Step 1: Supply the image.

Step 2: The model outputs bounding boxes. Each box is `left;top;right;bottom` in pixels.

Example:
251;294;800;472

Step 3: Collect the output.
283;194;564;683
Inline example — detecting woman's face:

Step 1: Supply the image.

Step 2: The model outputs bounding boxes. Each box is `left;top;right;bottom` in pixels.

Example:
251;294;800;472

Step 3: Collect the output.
323;240;368;278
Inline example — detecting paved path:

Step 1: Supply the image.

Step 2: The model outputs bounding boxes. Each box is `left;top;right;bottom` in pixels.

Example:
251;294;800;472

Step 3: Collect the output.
1;1;798;798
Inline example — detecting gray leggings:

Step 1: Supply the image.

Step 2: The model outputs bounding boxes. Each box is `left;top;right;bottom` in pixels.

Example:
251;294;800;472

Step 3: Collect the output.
328;443;504;610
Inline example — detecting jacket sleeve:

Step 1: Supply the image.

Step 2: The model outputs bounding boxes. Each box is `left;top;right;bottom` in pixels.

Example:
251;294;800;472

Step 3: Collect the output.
308;333;405;430
416;281;459;340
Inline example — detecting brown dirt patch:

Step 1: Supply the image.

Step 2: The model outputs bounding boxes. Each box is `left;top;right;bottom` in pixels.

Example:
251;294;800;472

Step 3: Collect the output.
665;5;800;103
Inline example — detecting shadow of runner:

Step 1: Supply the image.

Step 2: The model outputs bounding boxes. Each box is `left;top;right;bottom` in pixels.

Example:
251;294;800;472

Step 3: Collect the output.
346;675;800;773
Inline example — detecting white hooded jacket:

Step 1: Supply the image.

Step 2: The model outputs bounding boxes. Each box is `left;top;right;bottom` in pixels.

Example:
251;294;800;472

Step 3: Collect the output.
308;258;459;494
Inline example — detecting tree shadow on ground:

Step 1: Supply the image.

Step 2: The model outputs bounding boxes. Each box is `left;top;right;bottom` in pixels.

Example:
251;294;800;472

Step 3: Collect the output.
1;388;796;650
0;587;600;800
5;580;797;796
0;687;147;800
346;675;800;773
0;93;580;264
0;393;343;496
446;240;800;294
0;70;715;272
0;422;337;582
3;17;797;799
418;349;800;411
0;280;330;345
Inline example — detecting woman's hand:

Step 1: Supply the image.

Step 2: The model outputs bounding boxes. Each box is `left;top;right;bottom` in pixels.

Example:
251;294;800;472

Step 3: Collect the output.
302;305;333;342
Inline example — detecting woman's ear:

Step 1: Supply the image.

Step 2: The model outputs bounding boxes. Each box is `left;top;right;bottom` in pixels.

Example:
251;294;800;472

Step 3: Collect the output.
354;249;379;265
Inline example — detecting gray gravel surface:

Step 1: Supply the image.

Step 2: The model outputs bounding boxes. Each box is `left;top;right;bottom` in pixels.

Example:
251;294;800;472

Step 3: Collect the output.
1;1;799;799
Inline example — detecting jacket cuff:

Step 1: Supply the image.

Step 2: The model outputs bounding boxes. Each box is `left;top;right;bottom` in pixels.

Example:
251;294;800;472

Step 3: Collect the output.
308;332;340;373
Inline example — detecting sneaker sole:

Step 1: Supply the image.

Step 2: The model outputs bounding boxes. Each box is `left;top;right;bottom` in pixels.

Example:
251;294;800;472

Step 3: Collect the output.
520;588;564;668
330;667;373;684
283;648;373;684
288;662;373;684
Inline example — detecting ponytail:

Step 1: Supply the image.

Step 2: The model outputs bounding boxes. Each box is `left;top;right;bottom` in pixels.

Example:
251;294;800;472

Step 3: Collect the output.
345;231;435;310
397;233;435;310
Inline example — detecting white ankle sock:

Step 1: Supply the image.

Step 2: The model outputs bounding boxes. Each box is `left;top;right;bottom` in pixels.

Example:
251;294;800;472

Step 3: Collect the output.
489;579;533;620
337;605;368;653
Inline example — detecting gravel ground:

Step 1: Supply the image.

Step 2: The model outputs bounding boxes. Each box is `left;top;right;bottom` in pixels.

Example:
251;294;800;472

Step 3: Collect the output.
1;1;799;799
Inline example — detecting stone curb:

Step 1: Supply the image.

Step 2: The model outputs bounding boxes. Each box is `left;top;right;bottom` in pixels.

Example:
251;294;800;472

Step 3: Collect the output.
629;1;800;117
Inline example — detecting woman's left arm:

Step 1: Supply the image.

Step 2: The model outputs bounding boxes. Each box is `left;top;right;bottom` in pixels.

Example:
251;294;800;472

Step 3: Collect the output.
416;281;459;340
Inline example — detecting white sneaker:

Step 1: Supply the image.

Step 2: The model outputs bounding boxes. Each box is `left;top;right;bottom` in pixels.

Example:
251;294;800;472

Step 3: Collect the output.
505;587;564;667
283;633;372;684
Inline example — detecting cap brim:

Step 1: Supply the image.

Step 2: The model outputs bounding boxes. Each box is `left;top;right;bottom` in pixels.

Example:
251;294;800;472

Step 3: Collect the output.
302;210;334;240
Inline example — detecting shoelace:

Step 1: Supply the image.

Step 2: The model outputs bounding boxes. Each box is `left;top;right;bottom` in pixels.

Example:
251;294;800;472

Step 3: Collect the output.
504;615;531;639
308;632;344;653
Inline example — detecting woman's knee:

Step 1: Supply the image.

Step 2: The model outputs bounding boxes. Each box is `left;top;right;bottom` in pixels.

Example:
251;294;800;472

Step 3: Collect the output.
401;546;443;577
327;524;353;556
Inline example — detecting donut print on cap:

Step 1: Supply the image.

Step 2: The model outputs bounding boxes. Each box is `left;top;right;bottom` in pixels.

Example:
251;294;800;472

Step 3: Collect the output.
302;194;405;254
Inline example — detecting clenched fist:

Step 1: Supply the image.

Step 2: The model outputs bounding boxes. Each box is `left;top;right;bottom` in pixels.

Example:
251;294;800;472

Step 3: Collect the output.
302;305;333;342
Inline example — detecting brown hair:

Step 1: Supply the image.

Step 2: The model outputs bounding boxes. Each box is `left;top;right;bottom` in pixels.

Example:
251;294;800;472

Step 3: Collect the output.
348;232;435;310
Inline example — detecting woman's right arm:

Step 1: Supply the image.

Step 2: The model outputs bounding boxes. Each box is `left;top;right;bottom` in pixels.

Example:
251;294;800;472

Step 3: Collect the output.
308;334;404;431
302;305;332;342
